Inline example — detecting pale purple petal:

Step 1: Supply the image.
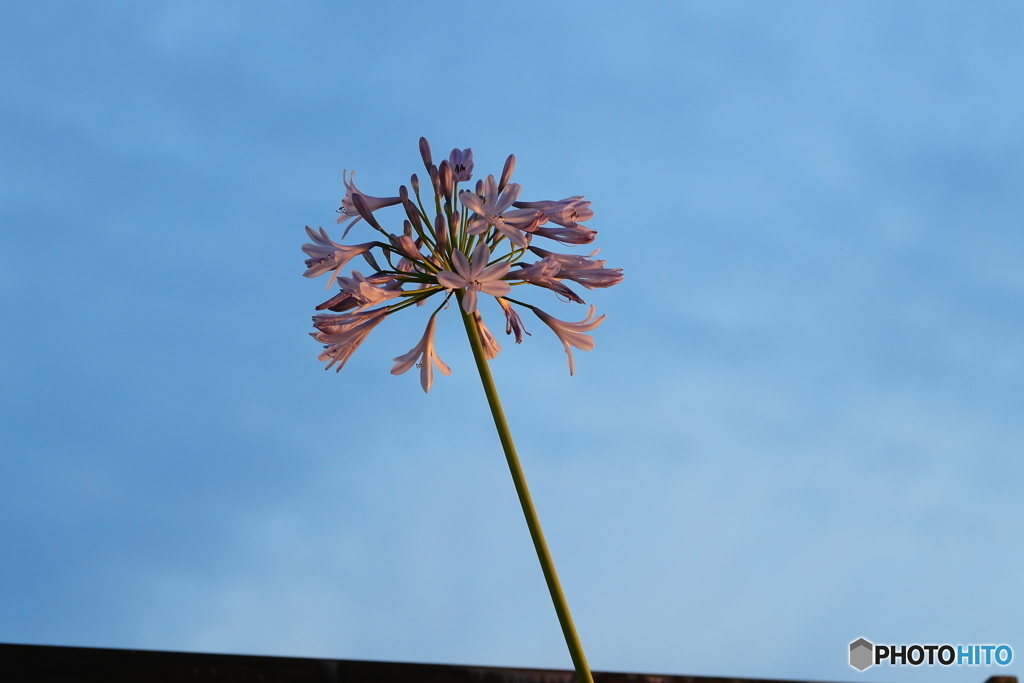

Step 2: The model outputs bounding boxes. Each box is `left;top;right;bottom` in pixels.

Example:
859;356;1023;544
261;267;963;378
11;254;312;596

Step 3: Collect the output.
419;355;433;392
433;353;452;376
483;175;498;205
492;222;528;248
469;243;491;280
479;280;511;297
479;262;511;282
459;190;486;215
452;249;472;280
492;183;521;215
466;217;489;235
436;270;468;290
502;208;546;223
391;345;422;376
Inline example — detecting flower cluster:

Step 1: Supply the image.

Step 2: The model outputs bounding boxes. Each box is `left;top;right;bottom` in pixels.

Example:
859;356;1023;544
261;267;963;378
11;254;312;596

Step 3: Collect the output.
302;138;623;391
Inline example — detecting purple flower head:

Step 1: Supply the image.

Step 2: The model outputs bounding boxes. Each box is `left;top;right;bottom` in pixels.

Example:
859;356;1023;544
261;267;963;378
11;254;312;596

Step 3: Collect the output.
301;138;622;387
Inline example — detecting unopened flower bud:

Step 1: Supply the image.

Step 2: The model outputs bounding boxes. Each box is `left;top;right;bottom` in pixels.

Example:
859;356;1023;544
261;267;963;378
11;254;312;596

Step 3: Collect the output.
411;174;420;195
389;233;420;260
429;165;440;196
418;137;432;169
434;213;447;253
498;154;516;192
399;184;409;202
403;219;413;237
351;193;384;232
315;290;358;312
403;199;422;231
450;210;460;232
438;160;453;201
362;250;382;272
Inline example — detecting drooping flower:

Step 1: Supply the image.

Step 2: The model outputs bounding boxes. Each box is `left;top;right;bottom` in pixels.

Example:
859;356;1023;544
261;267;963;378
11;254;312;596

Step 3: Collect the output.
391;314;451;393
435;243;512;313
459;175;545;248
508;256;585;304
310;308;388;372
531;305;605;376
336;171;402;237
449;148;474;182
497;297;530;344
473;310;501;360
301;226;375;289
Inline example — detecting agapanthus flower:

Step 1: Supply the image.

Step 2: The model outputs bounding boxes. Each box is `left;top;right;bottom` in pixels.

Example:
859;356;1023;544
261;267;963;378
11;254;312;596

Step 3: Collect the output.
528;246;624;289
497;297;530;344
390;314;451;393
449;148;474;182
472;311;501;360
436;243;512;314
515;196;596;245
459;175;545;248
301;226;375;289
335;270;402;308
531;223;597;245
509;255;585;304
336;171;402;237
389;233;421;261
514;196;594;227
310;308;388;372
300;138;623;390
531;305;605;376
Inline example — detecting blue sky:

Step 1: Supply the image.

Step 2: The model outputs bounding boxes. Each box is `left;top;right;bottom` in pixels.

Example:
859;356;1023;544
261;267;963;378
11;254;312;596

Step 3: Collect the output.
1;2;1021;682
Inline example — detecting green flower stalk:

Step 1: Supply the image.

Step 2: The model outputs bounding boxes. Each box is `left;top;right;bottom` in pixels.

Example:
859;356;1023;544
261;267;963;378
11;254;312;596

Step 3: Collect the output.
300;138;623;683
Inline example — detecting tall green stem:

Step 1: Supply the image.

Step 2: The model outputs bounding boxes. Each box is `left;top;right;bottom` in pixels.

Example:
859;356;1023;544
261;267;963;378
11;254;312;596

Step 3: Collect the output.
457;293;595;683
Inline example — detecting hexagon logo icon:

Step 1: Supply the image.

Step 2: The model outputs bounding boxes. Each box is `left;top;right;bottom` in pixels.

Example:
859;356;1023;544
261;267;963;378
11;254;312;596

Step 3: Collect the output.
849;638;874;671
